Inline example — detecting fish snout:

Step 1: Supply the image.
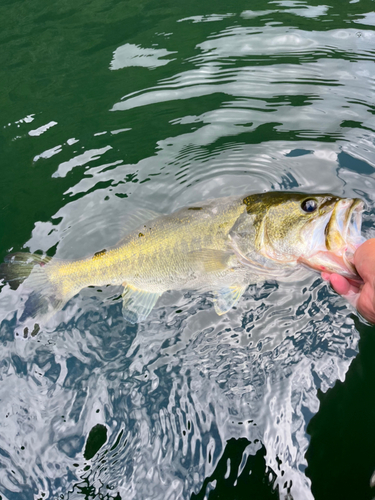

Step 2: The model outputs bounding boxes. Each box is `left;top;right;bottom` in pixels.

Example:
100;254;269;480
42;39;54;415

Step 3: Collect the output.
323;198;365;278
326;198;364;252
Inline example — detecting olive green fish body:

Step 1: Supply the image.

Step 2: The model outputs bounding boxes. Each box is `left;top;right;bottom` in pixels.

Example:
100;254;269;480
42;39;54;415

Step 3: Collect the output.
48;196;247;295
0;191;366;325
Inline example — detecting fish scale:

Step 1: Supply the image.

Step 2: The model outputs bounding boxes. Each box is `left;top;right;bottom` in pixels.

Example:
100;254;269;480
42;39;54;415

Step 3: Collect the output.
0;191;365;326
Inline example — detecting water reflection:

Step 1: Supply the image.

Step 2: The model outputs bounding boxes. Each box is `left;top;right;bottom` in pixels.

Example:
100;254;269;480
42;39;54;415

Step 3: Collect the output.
0;263;365;499
306;319;375;499
1;1;375;499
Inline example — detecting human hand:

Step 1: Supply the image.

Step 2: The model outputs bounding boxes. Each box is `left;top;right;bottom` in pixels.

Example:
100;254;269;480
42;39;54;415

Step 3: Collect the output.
322;239;375;324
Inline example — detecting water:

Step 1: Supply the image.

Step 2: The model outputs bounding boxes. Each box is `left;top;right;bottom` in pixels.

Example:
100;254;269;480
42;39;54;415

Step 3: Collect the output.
1;0;375;498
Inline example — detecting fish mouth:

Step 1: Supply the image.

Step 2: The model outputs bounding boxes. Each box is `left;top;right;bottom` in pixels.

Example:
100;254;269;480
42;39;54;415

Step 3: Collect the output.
325;198;365;264
301;198;366;279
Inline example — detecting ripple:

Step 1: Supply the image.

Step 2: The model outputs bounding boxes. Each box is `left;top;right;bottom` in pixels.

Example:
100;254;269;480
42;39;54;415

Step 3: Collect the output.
1;4;375;500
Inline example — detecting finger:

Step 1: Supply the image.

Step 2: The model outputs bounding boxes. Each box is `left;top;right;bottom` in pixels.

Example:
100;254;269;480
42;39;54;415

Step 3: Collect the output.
356;282;375;324
328;273;361;296
354;239;375;285
321;272;362;290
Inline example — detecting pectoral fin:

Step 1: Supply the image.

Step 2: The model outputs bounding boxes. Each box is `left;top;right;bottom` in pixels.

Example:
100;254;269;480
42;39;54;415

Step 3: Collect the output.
188;249;233;273
213;284;247;315
122;284;161;324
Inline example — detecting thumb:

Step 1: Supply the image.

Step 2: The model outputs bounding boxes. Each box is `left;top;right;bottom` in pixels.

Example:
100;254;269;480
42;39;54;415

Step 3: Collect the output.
356;282;375;324
354;239;375;285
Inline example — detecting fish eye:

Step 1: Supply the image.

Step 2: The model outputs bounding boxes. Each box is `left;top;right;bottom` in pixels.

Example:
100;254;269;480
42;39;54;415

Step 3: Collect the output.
301;199;318;213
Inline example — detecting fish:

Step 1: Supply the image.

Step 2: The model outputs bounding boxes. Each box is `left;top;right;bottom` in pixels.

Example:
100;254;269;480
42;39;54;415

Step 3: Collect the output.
0;191;366;326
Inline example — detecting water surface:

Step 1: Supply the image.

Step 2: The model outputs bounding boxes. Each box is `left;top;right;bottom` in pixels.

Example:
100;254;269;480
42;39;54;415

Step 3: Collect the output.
1;0;375;498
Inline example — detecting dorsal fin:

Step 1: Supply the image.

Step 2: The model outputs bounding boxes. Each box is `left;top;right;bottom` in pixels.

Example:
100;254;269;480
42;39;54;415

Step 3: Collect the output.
116;208;163;245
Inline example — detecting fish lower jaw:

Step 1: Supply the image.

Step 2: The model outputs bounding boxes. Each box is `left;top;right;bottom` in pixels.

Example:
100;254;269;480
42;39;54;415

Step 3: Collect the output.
298;250;360;280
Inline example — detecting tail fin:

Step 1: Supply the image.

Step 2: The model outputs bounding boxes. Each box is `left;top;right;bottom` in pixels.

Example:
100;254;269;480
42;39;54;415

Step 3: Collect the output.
0;253;52;289
0;252;69;324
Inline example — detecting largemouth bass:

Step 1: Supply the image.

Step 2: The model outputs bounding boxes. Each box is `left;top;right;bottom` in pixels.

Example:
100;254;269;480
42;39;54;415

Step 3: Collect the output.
0;192;366;325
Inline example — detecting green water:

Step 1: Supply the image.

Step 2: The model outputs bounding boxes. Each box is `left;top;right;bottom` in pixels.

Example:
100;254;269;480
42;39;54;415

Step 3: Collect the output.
1;0;375;498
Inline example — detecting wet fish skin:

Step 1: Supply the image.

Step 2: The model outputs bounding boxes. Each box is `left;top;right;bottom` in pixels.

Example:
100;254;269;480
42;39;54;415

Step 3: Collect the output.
0;191;365;324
